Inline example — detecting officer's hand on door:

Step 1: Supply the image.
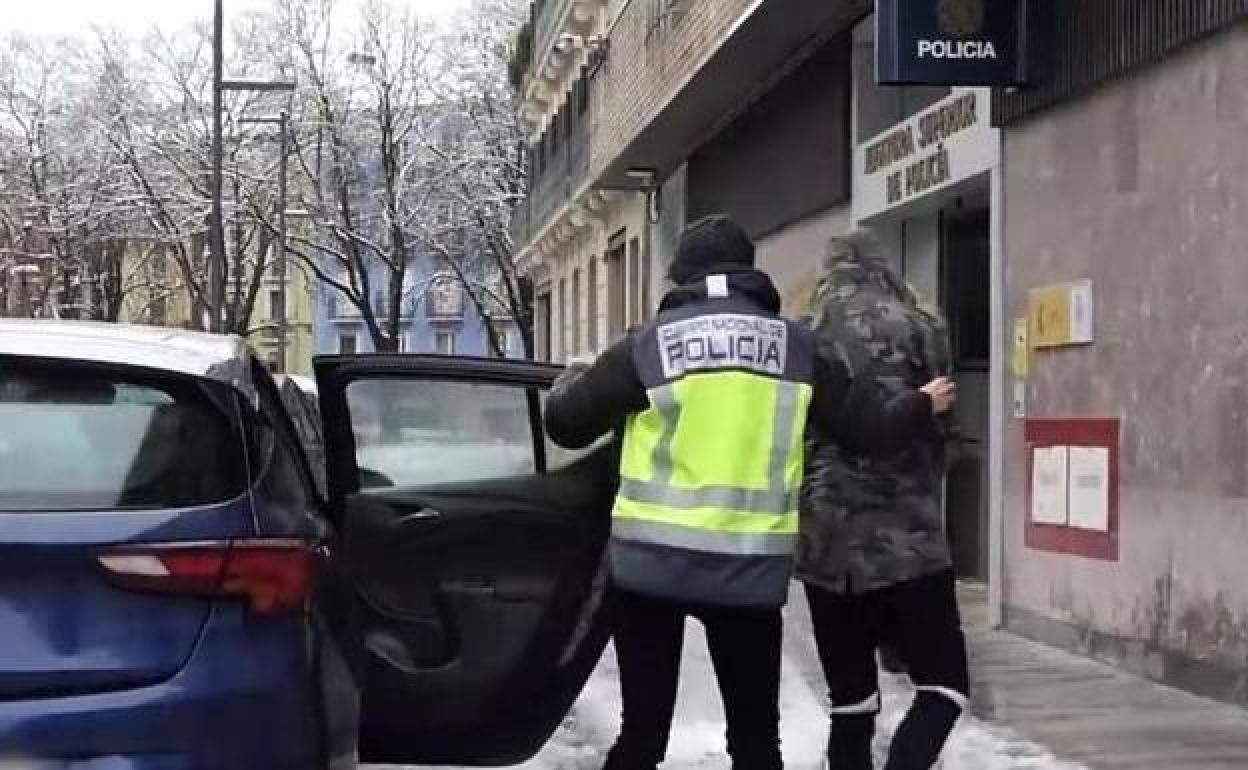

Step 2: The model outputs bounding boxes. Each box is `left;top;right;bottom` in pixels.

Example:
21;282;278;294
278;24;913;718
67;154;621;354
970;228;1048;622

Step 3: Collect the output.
921;377;957;415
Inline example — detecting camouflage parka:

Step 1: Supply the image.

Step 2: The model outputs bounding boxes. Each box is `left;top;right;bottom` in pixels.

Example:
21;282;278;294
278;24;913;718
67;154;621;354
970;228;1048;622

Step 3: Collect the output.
796;250;956;594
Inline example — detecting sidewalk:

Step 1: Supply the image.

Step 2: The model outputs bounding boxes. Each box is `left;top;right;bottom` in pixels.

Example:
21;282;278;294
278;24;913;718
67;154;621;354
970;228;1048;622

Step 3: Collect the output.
960;585;1248;770
390;585;1248;770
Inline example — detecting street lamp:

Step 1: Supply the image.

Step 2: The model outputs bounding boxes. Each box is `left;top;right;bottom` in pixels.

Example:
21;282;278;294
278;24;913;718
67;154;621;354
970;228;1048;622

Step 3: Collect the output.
239;112;291;373
210;0;296;333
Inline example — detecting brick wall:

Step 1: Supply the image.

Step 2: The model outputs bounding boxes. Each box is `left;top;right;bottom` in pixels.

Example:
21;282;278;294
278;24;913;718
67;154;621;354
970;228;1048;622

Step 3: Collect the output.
590;0;758;177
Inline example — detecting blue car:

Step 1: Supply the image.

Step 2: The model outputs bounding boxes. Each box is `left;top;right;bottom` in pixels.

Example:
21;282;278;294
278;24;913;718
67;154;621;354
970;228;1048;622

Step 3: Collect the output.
0;320;615;769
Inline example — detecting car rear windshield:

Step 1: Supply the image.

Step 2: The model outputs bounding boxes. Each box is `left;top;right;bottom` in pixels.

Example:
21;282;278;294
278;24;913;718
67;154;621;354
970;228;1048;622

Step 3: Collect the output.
0;363;246;511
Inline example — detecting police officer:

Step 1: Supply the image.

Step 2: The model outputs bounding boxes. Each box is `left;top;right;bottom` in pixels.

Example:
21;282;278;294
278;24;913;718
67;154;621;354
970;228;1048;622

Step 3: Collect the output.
544;215;955;770
798;233;970;770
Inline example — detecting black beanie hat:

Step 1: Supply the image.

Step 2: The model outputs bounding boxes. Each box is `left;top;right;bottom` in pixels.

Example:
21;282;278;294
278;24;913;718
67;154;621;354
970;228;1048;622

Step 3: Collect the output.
668;214;755;284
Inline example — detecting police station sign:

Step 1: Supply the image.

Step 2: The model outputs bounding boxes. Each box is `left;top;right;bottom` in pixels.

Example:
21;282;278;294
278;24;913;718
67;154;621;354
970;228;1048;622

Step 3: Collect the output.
876;0;1052;86
853;88;998;223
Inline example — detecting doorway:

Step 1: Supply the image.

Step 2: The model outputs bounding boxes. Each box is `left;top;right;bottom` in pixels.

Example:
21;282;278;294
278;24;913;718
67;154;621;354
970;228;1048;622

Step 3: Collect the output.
941;207;991;582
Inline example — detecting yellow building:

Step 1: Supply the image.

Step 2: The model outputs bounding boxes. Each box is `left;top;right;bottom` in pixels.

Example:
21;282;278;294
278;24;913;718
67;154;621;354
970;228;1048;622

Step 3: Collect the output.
114;239;315;376
116;239;195;328
248;261;315;376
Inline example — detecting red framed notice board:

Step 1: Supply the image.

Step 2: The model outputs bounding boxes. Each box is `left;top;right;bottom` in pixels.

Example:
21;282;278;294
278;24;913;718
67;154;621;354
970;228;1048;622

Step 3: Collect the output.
1023;418;1120;561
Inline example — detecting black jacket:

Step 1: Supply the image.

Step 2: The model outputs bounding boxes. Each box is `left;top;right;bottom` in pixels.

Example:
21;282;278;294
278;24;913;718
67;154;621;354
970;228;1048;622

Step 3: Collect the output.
544;267;933;456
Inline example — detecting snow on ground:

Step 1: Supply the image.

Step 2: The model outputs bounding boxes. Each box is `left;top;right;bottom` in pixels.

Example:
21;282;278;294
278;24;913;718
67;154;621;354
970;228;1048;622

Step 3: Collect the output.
390;621;1086;770
875;671;1087;770
509;632;827;770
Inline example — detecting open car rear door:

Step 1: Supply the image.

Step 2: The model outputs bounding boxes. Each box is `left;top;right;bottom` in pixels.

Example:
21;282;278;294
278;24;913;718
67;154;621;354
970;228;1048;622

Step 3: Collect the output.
315;355;616;766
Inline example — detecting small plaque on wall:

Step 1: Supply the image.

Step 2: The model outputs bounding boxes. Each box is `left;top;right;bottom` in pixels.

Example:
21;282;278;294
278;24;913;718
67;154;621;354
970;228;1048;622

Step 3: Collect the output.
1028;280;1095;349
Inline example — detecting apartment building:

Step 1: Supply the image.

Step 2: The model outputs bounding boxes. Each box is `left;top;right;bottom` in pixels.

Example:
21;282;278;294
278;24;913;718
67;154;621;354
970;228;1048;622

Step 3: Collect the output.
313;254;518;360
244;262;317;375
514;0;1248;709
0;205;58;318
514;0;874;362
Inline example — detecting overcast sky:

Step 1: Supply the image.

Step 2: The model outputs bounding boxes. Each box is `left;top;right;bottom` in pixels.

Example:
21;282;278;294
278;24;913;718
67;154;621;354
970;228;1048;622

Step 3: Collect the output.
3;0;473;35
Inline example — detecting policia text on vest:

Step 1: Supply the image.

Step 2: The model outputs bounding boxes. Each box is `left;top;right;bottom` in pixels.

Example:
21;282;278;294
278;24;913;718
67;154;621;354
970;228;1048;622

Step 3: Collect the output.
659;314;787;379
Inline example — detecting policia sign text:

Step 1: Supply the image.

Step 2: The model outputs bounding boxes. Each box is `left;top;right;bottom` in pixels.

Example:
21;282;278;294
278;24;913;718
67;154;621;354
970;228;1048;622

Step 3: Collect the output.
876;0;1052;86
659;314;787;379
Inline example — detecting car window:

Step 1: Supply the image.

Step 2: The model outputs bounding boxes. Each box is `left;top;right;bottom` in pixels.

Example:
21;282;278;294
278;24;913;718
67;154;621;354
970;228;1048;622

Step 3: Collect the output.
345;377;597;489
0;365;245;511
347;378;536;488
249;364;320;511
271;375;328;500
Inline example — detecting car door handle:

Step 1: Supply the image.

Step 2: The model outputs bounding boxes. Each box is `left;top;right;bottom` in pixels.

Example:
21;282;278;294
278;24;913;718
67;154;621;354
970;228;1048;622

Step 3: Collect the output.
386;508;444;545
389;509;443;534
401;508;441;522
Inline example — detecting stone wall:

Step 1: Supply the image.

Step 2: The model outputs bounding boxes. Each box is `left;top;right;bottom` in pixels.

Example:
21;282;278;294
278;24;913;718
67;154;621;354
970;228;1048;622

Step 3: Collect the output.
1002;23;1248;702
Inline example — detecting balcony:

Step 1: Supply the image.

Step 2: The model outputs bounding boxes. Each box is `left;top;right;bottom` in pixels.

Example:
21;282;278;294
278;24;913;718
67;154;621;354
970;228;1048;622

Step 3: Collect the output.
532;0;574;77
521;0;607;134
512;100;591;255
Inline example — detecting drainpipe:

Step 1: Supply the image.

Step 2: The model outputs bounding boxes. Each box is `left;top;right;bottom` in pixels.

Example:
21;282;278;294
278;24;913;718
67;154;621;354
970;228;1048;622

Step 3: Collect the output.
988;147;1007;629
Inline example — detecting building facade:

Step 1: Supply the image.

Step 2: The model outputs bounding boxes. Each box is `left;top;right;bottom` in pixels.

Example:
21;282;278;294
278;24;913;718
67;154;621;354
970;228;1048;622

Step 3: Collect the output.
245;261;317;376
994;2;1248;706
514;0;1248;707
513;0;648;363
0;205;59;318
311;253;518;359
514;0;869;362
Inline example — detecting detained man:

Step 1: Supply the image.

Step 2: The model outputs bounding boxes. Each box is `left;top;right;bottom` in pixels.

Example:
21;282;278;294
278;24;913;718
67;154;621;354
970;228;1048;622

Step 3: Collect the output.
798;233;970;770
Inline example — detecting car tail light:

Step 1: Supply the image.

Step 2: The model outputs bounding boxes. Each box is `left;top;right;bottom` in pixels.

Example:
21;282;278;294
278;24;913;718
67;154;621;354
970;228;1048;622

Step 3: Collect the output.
98;539;317;614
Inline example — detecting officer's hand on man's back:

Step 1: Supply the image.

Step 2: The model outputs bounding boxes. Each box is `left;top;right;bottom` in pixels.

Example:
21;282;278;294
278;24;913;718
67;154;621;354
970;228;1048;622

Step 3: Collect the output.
921;377;957;414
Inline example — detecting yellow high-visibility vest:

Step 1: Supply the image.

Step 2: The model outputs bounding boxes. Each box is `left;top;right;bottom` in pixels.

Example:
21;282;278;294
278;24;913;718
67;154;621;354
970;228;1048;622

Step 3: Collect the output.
607;299;816;608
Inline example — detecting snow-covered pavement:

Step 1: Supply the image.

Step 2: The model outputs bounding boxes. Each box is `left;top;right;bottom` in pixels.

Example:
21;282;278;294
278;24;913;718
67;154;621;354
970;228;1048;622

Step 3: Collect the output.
386;604;1085;770
497;624;1085;770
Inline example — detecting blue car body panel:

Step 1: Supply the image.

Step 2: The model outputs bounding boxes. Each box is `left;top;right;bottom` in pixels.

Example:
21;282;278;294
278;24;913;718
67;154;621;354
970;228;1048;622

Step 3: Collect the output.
0;602;319;766
0;464;355;769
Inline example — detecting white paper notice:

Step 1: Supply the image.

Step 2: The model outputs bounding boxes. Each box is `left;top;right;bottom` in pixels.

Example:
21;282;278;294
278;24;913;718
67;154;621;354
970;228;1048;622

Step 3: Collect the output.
1068;446;1111;532
1032;446;1069;526
1070;279;1095;344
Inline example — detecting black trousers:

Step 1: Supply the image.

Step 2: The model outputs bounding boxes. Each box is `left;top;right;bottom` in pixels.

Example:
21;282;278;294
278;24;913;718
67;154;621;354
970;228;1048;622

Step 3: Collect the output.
603;588;784;770
805;569;970;770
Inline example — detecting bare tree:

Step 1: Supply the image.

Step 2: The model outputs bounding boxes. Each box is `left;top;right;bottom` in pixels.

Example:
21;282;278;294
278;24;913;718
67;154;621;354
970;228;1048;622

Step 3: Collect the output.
258;0;437;352
85;19;291;333
1;0;532;348
0;33;127;319
412;0;532;357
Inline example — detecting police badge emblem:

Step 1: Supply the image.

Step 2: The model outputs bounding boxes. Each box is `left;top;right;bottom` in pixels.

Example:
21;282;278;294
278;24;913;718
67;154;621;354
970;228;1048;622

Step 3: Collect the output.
937;0;986;39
